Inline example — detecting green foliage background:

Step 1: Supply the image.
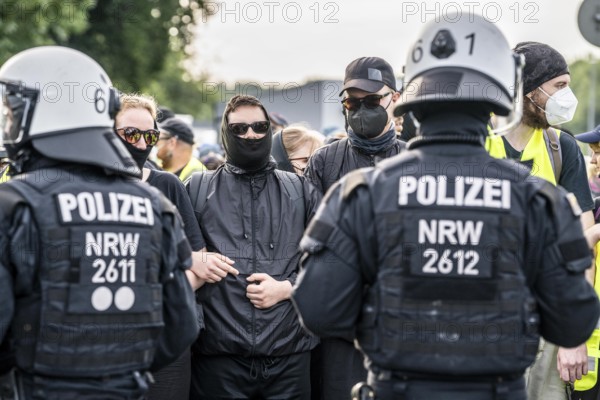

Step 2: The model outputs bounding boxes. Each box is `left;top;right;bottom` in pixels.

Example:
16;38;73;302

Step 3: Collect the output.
0;0;215;119
564;58;599;136
1;2;599;128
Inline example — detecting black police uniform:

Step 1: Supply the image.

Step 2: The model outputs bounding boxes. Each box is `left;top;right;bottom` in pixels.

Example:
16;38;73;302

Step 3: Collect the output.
0;161;198;400
292;115;600;400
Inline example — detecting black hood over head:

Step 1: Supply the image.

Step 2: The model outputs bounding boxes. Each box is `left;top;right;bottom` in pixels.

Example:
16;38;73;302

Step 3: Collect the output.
220;104;273;173
271;130;295;173
407;104;491;149
415;103;491;138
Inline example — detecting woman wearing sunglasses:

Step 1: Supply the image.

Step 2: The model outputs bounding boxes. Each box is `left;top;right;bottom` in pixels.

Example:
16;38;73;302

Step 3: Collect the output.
186;94;322;400
114;94;235;400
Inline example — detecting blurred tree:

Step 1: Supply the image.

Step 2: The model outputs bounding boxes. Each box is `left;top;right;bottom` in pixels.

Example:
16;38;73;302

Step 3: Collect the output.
0;0;215;119
564;57;599;137
0;0;90;62
65;0;214;119
145;51;216;120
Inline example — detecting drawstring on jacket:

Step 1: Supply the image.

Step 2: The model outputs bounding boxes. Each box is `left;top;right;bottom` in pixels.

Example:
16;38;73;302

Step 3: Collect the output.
249;358;275;380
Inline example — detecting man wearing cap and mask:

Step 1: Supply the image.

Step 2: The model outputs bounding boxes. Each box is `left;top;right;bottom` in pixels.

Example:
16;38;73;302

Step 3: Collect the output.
485;42;595;400
185;95;321;399
304;57;406;196
156;117;206;182
304;59;406;399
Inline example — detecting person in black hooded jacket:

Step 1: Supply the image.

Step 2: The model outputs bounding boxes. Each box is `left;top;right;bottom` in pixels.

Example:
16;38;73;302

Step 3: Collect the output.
186;95;321;400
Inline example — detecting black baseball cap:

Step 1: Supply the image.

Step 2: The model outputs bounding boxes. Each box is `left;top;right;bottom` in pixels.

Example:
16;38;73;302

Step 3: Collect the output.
160;118;195;145
340;57;397;96
575;124;600;144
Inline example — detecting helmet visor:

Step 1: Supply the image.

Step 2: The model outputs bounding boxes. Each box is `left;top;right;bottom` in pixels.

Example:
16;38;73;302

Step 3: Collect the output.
0;81;37;146
488;54;525;136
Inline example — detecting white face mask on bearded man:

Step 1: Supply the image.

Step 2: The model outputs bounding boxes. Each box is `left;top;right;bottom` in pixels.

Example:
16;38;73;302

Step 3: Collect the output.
538;86;578;126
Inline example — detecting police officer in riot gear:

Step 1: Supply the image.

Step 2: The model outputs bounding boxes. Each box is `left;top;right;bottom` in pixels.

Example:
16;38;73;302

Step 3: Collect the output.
0;46;198;399
292;13;600;400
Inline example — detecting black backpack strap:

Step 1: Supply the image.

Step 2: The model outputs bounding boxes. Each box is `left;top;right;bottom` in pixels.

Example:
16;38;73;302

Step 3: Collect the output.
543;127;562;183
274;170;305;219
323;138;348;190
187;171;215;215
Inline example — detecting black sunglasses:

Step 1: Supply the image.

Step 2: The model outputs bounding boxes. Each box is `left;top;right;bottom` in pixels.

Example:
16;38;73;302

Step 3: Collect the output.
228;121;270;136
116;127;160;146
341;92;393;112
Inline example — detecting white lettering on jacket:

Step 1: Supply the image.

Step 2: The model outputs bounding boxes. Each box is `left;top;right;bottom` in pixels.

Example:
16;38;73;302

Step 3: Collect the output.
57;192;154;225
398;175;510;209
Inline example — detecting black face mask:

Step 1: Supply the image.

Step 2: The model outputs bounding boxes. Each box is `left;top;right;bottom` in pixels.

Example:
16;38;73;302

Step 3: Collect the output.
221;106;273;172
223;131;272;172
117;136;152;170
347;104;390;139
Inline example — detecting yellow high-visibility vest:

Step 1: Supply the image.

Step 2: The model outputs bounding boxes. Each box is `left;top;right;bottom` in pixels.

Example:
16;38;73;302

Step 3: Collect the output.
179;157;206;183
0;165;10;183
485;128;560;186
574;244;600;391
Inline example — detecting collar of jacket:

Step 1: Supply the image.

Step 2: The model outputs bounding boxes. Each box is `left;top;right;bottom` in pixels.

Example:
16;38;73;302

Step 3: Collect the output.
348;125;398;155
224;159;277;177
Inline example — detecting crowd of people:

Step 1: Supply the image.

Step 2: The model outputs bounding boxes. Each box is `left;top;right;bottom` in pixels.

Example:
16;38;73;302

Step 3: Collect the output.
2;11;600;400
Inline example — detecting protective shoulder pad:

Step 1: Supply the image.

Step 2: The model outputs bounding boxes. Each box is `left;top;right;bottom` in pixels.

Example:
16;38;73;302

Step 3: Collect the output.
536;181;590;273
301;181;344;253
341;169;368;201
537;180;581;218
0;184;26;220
301;218;335;254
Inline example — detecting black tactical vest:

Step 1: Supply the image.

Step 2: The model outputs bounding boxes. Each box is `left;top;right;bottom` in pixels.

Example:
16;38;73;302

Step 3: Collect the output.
7;168;165;378
356;150;540;376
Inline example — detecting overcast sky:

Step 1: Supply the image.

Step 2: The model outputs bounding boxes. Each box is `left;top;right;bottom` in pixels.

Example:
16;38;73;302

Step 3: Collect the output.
191;0;600;85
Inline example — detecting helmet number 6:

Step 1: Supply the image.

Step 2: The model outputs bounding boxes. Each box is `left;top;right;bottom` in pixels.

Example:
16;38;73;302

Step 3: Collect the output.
412;39;423;63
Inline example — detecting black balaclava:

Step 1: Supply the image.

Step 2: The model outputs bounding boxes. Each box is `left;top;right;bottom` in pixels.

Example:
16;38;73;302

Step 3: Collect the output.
116;135;152;170
408;103;491;149
221;104;273;172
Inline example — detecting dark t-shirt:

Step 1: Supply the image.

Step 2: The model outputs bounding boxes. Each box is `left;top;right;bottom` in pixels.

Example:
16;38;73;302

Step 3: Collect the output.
147;169;205;250
502;133;594;213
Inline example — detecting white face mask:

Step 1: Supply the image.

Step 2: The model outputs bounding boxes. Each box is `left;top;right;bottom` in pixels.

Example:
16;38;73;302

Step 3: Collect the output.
538;86;578;126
